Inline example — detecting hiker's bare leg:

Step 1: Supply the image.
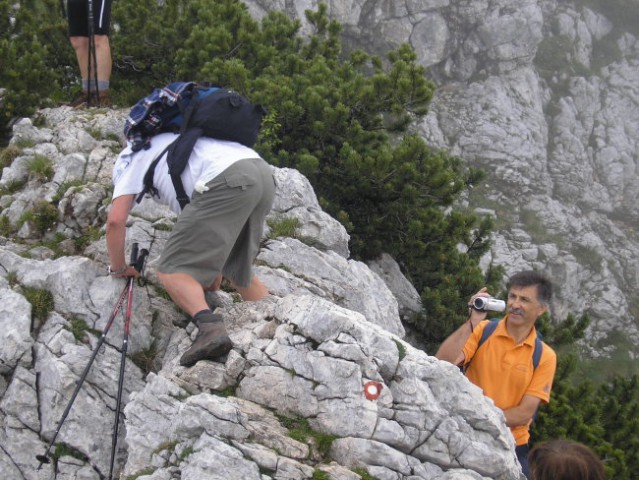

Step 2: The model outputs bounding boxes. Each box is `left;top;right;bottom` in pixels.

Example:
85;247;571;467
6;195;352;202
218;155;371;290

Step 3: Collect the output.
69;35;111;83
162;271;234;367
230;275;269;301
70;36;89;79
205;275;268;301
94;35;112;82
157;272;208;317
204;274;223;292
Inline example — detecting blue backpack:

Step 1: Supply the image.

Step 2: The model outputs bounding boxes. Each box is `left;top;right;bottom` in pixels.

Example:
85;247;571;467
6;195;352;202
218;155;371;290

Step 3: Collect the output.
126;82;266;209
124;82;265;151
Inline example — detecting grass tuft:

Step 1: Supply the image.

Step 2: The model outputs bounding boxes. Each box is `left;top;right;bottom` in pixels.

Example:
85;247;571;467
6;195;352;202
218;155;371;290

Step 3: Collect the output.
124;468;156;480
267;216;300;239
275;414;337;459
131;344;160;376
23;286;55;322
0;145;22;169
394;339;407;361
18;201;59;236
51;442;87;462
352;467;379;480
26;154;54;182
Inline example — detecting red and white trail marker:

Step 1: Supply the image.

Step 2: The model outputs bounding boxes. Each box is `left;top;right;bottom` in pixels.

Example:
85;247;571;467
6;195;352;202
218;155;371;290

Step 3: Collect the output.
363;381;383;400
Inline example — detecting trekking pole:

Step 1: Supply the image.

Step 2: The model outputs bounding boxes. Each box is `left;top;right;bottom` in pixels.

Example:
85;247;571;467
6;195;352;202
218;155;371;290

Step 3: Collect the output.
108;244;148;480
36;243;148;469
86;0;99;106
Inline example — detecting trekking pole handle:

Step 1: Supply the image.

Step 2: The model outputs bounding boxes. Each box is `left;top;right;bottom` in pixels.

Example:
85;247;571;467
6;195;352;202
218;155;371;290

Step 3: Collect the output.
134;249;149;274
130;243;139;265
128;243;149;274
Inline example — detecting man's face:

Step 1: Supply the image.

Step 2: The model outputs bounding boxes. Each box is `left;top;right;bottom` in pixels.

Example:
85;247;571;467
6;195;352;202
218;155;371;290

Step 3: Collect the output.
507;284;547;328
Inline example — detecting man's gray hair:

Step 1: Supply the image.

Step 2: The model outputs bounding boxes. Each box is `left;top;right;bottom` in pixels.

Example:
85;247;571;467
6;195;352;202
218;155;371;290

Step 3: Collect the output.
506;270;553;305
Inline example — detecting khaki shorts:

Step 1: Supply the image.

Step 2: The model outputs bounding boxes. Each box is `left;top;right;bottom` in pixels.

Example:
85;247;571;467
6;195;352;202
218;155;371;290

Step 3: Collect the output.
157;158;275;288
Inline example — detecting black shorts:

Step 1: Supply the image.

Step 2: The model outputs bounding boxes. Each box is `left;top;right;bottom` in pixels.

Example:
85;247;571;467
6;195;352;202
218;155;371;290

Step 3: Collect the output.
67;0;112;37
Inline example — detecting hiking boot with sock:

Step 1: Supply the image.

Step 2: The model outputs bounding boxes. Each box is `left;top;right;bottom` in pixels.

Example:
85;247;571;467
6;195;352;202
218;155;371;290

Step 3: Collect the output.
95;90;112;107
67;90;112;108
68;91;88;108
180;310;232;367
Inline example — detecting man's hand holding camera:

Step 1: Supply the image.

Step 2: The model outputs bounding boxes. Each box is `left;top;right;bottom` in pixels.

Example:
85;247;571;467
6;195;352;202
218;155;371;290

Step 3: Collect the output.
467;287;506;331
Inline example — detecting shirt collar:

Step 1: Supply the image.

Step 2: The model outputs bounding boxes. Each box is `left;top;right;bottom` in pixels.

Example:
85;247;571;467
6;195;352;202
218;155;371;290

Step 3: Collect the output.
497;315;537;346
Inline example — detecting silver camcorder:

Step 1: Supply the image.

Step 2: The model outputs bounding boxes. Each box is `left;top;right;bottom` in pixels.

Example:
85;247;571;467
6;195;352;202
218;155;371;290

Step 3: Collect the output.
472;297;506;312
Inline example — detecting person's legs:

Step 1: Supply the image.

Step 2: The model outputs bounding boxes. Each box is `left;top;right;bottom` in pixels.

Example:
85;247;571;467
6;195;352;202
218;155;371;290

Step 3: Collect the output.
161;271;269;366
229;276;268;301
516;444;531;479
68;35;91;106
91;0;113;104
179;309;232;367
159;158;274;288
155;163;259;366
220;159;276;288
156;271;208;317
94;34;112;88
76;34;111;105
157;270;233;367
205;274;268;301
158;158;275;366
67;0;112;106
69;36;89;79
204;274;224;293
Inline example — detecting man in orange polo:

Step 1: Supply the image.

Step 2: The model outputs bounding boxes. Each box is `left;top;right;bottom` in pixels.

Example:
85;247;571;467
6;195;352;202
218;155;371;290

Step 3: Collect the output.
436;270;557;479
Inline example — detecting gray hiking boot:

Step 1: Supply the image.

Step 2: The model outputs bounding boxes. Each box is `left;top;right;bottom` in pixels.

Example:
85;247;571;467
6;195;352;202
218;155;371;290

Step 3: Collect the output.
180;313;232;367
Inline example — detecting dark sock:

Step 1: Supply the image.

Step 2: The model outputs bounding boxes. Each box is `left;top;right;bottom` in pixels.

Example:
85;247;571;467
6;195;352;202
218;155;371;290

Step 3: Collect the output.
193;309;219;323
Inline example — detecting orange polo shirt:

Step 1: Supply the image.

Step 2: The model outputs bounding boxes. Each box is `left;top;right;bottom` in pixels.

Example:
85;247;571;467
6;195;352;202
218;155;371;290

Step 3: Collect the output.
462;317;557;446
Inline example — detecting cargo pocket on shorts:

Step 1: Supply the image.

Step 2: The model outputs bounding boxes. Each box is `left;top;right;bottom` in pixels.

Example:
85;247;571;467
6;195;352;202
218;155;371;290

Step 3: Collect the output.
225;172;255;190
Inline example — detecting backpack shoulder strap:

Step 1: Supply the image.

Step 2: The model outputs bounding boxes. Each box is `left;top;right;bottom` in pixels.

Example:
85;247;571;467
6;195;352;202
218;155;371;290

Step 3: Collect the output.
530;333;544;422
166;129;202;210
462;318;500;373
478;318;500;348
164;84;206;210
532;335;543;370
135;144;170;204
178;88;202;134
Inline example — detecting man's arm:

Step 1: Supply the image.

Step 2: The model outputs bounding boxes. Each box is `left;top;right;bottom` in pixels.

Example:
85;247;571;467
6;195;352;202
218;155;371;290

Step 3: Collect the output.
436;288;489;364
503;394;542;427
106;195;138;277
435;312;484;364
504;346;556;426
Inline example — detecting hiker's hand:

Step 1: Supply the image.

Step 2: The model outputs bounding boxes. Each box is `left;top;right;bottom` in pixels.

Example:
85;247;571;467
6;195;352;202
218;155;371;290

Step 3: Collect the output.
111;266;140;279
468;288;490;323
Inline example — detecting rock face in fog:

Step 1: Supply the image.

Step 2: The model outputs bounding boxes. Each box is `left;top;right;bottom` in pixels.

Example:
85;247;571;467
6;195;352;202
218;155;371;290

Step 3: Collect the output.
244;0;639;356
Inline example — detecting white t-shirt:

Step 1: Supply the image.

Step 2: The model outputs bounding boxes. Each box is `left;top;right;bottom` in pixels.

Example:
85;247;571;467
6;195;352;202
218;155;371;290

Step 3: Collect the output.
113;133;260;213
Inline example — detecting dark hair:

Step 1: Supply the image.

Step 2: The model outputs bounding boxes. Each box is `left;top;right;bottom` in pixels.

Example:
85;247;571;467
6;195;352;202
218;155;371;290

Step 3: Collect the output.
529;440;606;480
506;270;553;305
